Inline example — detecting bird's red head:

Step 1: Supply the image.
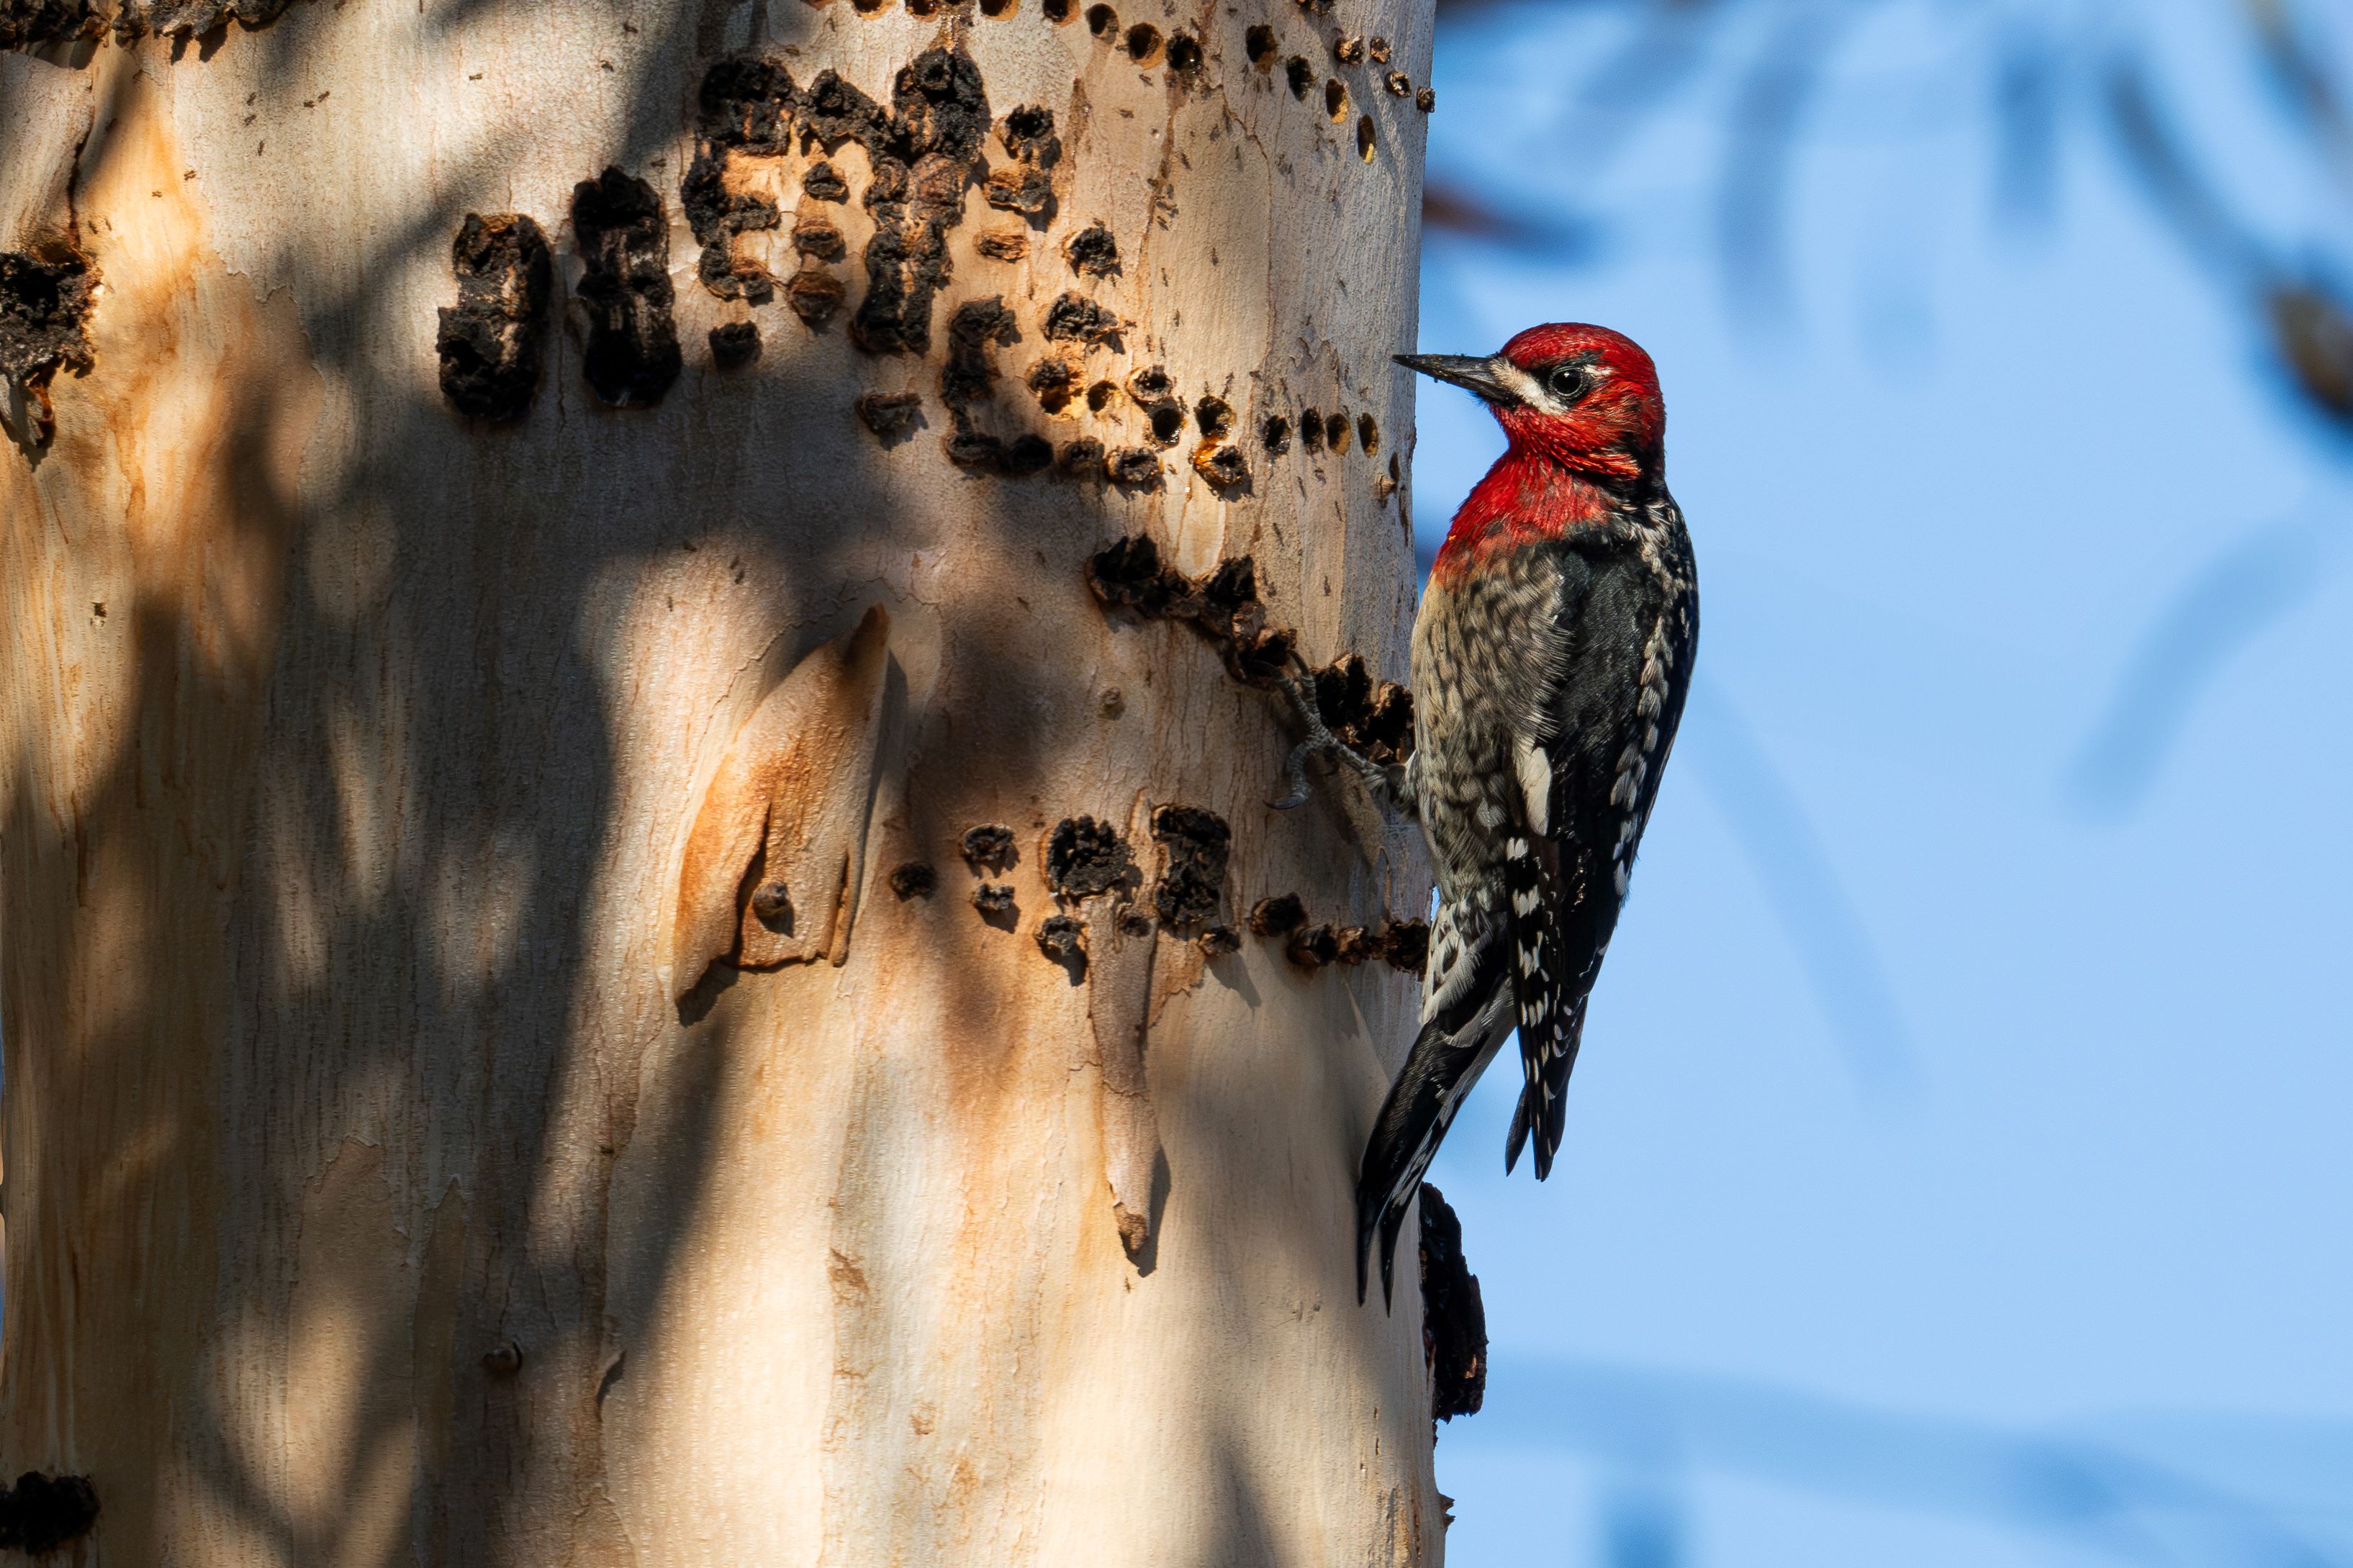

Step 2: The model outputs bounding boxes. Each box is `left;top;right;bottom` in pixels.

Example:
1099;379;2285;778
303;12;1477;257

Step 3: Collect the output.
1398;322;1665;484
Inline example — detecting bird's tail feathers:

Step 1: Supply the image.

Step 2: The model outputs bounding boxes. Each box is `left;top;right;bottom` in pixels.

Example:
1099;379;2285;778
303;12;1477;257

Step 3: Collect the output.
1501;833;1580;1180
1354;912;1513;1308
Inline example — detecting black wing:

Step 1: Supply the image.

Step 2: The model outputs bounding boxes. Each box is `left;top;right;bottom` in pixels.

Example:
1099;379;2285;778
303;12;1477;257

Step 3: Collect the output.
1503;533;1698;1179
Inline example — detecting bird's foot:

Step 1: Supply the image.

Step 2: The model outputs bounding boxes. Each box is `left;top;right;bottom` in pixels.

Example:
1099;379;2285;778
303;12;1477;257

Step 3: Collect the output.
1270;672;1407;813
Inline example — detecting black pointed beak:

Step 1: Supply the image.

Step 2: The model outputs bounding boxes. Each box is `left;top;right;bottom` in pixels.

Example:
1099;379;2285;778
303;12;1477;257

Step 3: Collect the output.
1395;352;1514;405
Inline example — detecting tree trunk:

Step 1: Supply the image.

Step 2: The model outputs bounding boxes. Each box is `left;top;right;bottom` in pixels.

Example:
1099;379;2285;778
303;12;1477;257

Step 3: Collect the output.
0;0;1439;1559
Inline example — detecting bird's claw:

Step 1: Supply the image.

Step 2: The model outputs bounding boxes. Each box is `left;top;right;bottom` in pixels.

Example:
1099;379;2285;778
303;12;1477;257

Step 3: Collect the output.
1268;671;1399;812
1270;735;1332;811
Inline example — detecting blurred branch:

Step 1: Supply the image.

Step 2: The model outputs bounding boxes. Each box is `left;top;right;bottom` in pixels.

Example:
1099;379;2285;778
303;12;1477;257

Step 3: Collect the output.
2068;511;2338;814
1717;5;1846;317
1681;679;1919;1103
1991;21;2064;225
2246;0;2353;206
2104;53;2274;284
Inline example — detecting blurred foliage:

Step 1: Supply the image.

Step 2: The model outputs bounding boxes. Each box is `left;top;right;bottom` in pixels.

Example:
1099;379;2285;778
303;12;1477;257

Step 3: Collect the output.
1424;0;2353;434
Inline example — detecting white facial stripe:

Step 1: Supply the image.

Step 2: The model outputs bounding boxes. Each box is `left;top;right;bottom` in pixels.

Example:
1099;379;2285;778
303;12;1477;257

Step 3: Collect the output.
1493;352;1617;414
1489;357;1546;407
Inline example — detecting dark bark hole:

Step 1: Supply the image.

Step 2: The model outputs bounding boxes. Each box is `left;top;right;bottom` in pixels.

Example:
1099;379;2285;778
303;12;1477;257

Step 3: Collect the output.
1105;445;1163;487
973;883;1019;927
435;213;550;422
1311;652;1416;765
856;390;923;443
1358;411;1379;452
1059;435;1106;474
961;824;1019;874
1165;31;1200;71
750;881;793;931
1066;222;1121;276
1085;3;1115;34
1194;393;1233;438
708;320;760;368
1151;805;1232;929
787;267;844;329
1245;23;1275;63
1324;77;1347;119
1028;358;1078;413
1124;22;1161;63
803;161;850;202
980;0;1014;15
1285;923;1340;968
793;219;846;260
0;1471;100;1555
1324;410;1350;451
1044;0;1073;21
1001;104;1060;163
1248;894;1307;936
1286;55;1313;97
1047;815;1137;899
1044;292;1121;345
1003;434;1054;476
1037;914;1088;979
1086;379;1119;412
890;862;938;899
1192;443;1250;490
1261;414;1291;453
1369;35;1391;62
1333;34;1363;63
1148;404;1183;444
1300;406;1323;450
1357;114;1375;160
571;166;682;409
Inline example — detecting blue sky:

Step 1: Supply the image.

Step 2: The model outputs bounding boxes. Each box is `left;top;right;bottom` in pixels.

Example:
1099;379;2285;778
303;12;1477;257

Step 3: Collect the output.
1409;3;2353;1562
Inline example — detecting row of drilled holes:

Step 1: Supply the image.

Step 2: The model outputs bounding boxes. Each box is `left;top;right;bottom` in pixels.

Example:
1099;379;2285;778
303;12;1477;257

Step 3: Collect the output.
1049;380;1376;460
1263;407;1379;457
1076;4;1203;71
1238;22;1376;160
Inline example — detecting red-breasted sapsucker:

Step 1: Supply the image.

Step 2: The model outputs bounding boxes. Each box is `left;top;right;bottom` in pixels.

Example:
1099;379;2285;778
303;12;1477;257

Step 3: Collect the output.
1287;323;1699;1306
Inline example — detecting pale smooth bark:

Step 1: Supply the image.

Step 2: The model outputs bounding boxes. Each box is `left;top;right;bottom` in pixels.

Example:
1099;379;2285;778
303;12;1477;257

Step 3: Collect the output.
0;0;1440;1560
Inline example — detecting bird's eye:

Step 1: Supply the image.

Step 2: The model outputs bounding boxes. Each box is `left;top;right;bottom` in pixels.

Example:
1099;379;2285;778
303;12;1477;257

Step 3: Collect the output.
1545;364;1590;403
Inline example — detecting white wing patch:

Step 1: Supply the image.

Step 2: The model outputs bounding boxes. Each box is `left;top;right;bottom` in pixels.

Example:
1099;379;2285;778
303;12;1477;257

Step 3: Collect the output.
1514;736;1553;838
